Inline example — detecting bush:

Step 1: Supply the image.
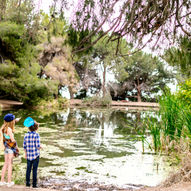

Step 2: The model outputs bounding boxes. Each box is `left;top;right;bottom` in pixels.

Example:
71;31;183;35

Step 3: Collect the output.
58;97;69;108
83;94;112;107
34;97;69;110
177;78;191;108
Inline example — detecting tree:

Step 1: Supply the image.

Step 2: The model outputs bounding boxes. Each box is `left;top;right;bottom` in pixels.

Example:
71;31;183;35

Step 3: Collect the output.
109;52;173;102
73;61;102;98
0;0;41;44
54;0;191;53
0;22;57;104
163;36;191;79
91;36;130;97
39;37;79;99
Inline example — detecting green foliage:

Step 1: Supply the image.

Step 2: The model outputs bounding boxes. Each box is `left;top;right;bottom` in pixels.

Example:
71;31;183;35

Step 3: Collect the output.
3;0;35;25
177;78;191;107
145;89;191;154
159;91;185;139
35;97;69;110
145;117;162;153
0;0;42;44
0;22;29;64
164;36;191;79
67;26;93;56
83;94;112;106
112;51;174;101
57;97;69;108
40;12;68;43
0;21;58;105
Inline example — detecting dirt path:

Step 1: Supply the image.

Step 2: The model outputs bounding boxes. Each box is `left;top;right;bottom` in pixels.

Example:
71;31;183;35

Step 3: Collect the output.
70;99;159;108
0;99;159;110
139;182;191;191
0;182;191;191
0;185;59;191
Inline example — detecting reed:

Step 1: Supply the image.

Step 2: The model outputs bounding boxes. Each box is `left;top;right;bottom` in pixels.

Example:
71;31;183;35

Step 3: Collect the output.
159;92;185;140
144;90;191;154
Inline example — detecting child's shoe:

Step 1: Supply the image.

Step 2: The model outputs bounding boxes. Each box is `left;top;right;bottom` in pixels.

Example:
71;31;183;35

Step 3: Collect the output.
0;182;6;186
7;182;14;187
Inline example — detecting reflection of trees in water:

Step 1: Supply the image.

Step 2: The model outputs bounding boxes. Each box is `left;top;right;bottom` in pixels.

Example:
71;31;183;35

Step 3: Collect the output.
54;109;157;134
111;110;157;135
109;111;141;134
53;109;158;145
94;111;117;147
36;108;158;156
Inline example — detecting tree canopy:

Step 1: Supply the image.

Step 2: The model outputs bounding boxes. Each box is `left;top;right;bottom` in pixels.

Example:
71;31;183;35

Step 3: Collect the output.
0;0;186;105
57;0;191;53
0;21;57;104
109;52;173;101
164;36;191;79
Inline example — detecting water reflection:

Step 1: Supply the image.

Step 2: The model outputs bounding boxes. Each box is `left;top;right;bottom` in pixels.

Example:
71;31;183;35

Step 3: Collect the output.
0;108;172;187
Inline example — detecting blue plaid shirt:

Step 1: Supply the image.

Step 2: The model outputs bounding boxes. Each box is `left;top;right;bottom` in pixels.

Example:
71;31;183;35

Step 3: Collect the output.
23;131;40;161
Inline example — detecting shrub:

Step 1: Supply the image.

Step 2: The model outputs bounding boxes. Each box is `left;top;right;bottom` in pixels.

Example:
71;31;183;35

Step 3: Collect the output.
83;94;112;107
177;78;191;108
57;97;69;108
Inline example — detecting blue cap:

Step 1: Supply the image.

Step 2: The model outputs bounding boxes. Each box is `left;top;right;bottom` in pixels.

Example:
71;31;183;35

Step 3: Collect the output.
24;117;35;127
4;113;15;122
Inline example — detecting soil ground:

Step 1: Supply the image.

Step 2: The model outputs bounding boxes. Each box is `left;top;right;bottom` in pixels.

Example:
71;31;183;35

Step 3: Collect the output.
70;99;159;107
139;182;191;191
0;184;59;191
0;182;191;191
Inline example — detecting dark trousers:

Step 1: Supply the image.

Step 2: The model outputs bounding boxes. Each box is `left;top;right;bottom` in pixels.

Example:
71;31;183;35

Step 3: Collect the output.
26;156;39;187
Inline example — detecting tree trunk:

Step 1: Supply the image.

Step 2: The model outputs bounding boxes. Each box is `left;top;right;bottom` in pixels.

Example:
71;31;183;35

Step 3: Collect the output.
137;78;142;102
68;86;74;99
102;64;106;97
137;87;142;102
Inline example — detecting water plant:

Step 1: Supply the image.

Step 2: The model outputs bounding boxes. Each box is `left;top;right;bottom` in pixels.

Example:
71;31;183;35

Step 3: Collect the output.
144;89;191;154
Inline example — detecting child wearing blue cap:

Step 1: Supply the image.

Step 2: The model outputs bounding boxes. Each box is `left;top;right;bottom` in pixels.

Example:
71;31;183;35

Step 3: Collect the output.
0;113;20;187
23;117;41;188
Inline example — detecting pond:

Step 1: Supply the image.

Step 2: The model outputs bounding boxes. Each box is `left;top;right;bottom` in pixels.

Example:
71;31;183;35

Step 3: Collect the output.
0;108;173;189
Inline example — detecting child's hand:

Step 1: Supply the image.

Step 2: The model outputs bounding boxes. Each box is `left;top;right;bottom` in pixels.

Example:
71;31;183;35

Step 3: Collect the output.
40;146;43;150
15;118;21;122
25;153;27;159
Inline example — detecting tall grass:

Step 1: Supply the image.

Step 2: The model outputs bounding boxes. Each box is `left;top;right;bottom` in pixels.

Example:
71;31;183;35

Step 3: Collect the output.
159;92;185;140
144;91;191;154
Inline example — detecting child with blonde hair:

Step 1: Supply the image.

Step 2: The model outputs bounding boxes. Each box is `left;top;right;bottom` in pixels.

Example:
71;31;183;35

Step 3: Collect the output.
0;113;20;187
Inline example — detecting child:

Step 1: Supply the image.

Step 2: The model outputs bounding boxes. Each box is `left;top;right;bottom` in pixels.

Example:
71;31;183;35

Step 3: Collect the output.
0;113;19;187
23;117;41;188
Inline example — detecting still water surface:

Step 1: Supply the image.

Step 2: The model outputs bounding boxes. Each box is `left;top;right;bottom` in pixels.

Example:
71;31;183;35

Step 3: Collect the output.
0;108;172;188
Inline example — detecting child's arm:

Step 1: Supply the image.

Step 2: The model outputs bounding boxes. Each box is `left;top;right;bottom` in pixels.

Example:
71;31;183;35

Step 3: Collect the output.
35;133;41;150
7;127;15;142
24;150;27;159
23;135;27;159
